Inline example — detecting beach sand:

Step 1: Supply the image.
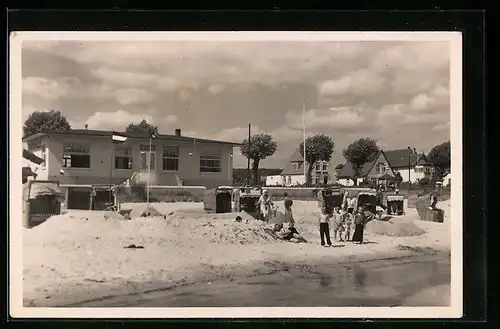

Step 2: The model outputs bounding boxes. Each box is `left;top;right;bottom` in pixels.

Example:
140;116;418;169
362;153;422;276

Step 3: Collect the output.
22;200;451;307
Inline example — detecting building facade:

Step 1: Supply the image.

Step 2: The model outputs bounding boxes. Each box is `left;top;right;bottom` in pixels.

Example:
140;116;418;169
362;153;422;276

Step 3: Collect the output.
384;149;435;183
22;129;239;189
337;151;396;186
274;150;335;186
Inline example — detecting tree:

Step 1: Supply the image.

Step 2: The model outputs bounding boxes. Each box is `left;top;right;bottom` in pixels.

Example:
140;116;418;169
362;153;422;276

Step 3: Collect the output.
23;110;72;138
342;138;380;186
126;119;159;136
298;134;335;185
428;141;451;179
240;133;278;186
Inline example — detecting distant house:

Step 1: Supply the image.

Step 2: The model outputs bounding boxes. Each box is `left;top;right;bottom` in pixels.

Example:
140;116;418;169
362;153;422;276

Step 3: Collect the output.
270;150;335;186
384;149;435;183
337;151;396;187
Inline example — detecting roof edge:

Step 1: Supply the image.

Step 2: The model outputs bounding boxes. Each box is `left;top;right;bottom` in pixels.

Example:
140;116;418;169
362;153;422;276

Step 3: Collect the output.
22;130;242;146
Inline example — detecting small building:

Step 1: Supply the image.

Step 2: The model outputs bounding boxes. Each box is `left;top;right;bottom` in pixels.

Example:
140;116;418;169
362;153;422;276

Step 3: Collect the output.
22;128;241;189
277;150;335;186
337;151;396;187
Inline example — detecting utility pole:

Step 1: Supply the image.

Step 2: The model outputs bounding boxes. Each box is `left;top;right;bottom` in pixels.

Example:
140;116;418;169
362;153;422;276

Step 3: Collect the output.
247;123;251;186
407;146;411;193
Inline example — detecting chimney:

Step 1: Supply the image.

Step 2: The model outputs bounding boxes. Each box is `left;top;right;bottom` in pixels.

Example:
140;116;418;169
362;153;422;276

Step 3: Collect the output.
175;129;181;136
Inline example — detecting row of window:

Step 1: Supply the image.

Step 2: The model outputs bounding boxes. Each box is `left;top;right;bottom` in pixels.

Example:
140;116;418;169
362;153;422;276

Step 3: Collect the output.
62;143;222;173
292;162;328;171
283;174;329;185
414;166;435;173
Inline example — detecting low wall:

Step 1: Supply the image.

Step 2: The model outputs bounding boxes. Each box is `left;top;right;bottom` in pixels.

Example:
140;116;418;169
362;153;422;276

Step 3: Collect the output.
118;185;207;203
265;187;318;200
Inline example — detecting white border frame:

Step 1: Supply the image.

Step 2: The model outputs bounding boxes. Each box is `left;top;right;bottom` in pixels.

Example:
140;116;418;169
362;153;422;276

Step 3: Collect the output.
9;31;463;319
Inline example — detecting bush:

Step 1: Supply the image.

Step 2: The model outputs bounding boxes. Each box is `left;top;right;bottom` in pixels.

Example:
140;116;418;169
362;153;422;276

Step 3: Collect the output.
418;177;430;186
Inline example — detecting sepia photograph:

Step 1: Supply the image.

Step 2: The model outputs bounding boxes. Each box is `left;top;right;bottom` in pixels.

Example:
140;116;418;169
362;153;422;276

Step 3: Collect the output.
10;31;462;318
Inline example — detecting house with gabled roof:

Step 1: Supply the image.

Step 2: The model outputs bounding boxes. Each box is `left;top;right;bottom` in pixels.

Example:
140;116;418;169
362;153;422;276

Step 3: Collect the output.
265;150;334;186
337;150;397;187
383;148;435;183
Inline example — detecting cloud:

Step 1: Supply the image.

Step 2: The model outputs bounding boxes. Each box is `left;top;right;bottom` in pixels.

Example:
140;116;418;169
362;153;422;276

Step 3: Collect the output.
91;67;179;91
378;104;406;118
286;106;367;131
179;89;191;100
318;69;385;96
114;88;155;105
72;110;178;131
403;112;443;124
208;83;226;94
23;76;155;106
432;122;450;131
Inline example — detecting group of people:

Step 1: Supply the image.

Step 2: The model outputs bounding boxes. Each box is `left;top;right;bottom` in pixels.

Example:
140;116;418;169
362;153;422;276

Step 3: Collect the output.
318;204;375;247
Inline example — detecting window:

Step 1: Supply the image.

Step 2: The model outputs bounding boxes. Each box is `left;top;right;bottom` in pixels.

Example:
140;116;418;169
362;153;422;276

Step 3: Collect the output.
315;163;321;171
415;166;425;173
323;175;328;184
322;163;328;171
139;145;156;171
376;163;386;173
292;162;298;170
200;154;221;173
287;176;292;185
63;143;90;168
162;146;179;171
115;147;132;169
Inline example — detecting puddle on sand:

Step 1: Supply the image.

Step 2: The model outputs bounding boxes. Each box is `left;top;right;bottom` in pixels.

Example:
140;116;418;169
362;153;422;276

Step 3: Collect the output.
76;254;451;307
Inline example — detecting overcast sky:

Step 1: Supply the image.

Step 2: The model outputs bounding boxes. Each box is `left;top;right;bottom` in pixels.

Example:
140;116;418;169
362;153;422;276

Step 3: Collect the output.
22;39;450;168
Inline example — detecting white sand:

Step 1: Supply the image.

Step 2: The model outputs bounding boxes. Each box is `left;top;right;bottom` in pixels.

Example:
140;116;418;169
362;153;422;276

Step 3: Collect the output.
23;200;450;306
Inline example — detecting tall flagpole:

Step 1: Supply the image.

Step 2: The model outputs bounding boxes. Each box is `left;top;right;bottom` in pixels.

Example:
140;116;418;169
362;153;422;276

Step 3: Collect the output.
109;132;114;206
303;101;307;183
147;136;152;208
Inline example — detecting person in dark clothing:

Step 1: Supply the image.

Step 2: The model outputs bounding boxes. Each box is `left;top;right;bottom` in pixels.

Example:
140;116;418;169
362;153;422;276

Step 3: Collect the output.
318;206;333;247
352;206;366;244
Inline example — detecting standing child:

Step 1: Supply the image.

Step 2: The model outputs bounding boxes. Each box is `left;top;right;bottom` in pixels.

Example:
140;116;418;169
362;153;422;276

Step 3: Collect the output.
331;206;344;242
318;206;333;247
342;208;353;241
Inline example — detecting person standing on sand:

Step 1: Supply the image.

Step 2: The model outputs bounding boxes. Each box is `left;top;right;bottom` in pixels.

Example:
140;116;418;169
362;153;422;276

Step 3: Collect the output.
352;206;367;244
258;189;272;222
283;193;295;224
318;206;333;247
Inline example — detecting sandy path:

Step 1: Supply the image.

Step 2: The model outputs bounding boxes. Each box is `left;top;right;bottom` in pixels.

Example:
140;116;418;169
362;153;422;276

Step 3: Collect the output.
23;201;450;307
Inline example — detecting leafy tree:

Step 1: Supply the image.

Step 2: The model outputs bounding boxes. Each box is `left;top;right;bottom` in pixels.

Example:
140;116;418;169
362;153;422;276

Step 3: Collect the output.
428;141;451;179
298;134;335;185
23;110;72;138
342;138;380;186
240;133;278;186
126;119;159;136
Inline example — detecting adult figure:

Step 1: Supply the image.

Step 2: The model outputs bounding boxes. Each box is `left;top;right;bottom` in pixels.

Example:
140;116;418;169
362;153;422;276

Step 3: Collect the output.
258;189;273;222
283;192;295;224
352;206;367;244
318;206;333;247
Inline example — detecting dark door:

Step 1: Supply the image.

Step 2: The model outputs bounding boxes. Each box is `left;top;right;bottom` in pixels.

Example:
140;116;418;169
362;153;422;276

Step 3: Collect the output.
67;187;91;210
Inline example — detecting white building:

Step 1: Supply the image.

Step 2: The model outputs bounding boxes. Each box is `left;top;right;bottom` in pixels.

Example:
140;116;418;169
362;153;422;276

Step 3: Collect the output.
273;150;336;186
384;149;435;183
